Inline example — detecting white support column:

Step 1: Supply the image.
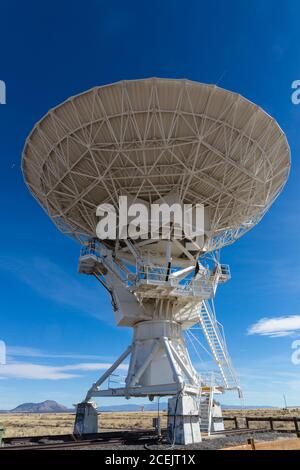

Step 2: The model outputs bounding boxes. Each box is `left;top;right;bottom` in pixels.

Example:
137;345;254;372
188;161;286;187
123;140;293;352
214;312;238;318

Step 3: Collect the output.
169;342;198;386
161;336;184;388
128;340;160;386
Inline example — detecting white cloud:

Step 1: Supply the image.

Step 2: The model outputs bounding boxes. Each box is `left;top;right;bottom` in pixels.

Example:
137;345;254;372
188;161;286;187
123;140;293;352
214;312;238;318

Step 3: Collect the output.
248;315;300;337
0;362;127;380
7;345;115;361
7;346;43;357
0;363;79;380
58;363;128;372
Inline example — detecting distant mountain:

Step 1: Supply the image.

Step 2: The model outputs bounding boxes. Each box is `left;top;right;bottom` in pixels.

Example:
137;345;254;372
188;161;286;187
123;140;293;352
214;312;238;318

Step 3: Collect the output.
10;400;70;413
2;400;280;414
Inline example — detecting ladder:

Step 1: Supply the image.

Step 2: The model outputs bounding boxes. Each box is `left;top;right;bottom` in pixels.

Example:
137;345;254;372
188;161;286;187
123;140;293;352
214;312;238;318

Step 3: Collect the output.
198;300;240;392
199;396;210;434
199;382;214;435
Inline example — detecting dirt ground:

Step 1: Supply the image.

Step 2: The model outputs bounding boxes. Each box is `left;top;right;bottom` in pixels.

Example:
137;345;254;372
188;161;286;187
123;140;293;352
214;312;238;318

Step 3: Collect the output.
0;408;299;438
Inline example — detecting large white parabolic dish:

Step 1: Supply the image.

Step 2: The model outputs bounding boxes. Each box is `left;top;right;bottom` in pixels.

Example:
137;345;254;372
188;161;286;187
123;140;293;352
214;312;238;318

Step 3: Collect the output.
22;78;290;254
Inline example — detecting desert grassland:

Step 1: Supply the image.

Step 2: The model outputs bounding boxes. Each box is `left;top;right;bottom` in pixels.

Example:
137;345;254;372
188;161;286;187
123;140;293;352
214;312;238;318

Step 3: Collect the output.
0;408;300;438
0;412;167;438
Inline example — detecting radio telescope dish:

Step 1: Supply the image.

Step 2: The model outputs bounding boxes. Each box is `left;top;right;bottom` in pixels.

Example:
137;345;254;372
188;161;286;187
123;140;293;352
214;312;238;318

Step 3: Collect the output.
22;78;290;256
22;79;291;444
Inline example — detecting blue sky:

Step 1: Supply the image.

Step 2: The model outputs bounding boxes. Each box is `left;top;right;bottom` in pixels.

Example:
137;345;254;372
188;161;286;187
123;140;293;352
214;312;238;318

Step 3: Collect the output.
0;0;300;409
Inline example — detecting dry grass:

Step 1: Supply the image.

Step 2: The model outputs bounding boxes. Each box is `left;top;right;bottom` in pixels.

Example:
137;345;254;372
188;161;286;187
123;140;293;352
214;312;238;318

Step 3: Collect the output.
1;408;299;438
0;411;167;438
0;413;75;438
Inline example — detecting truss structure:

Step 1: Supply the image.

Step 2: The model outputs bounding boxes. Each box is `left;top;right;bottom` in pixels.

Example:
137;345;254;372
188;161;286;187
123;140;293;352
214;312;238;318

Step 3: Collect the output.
22;78;290;253
22;78;291;444
77;241;239;390
71;239;238;443
70;239;240;443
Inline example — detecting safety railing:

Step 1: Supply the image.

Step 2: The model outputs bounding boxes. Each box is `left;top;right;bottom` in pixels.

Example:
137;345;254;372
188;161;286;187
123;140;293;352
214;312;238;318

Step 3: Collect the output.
215;264;231;283
80;245;100;257
80;246;221;300
136;265;214;299
200;371;224;389
107;373;126;389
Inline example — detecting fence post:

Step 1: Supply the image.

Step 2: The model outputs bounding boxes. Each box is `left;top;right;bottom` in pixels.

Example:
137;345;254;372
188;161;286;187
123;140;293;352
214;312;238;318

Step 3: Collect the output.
247;438;256;450
293;417;300;438
245;417;249;429
234;417;238;429
269;417;274;431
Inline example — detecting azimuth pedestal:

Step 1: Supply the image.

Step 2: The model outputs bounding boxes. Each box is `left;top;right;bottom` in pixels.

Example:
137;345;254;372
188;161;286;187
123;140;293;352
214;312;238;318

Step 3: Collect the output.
74;319;202;444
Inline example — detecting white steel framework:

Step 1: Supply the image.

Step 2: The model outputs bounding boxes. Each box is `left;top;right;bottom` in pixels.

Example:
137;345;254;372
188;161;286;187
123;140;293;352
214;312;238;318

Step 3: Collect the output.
22;78;290;444
22;78;290;254
71;239;238;444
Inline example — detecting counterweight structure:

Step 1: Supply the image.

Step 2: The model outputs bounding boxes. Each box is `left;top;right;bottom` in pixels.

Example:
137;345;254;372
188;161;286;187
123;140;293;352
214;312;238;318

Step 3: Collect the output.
22;78;290;444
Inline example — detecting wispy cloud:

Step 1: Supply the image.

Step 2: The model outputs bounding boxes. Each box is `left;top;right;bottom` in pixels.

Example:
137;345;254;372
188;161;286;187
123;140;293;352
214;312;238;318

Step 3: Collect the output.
59;363;128;372
0;363;79;380
248;315;300;337
0;362;127;380
0;255;108;320
7;345;115;361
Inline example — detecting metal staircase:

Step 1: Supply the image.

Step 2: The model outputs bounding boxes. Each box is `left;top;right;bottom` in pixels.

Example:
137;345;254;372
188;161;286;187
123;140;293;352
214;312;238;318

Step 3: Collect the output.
198;300;240;392
199;396;210;434
199;389;214;435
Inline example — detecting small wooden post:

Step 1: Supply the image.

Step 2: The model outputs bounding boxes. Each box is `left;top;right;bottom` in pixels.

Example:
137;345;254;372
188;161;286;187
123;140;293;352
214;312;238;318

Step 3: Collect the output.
269;417;274;431
293;417;300;438
245;417;249;429
247;438;256;450
234;417;238;429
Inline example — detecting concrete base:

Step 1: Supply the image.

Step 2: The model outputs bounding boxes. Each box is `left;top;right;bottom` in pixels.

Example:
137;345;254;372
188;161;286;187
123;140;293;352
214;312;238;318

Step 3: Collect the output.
212;402;225;432
73;402;98;435
167;395;202;445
